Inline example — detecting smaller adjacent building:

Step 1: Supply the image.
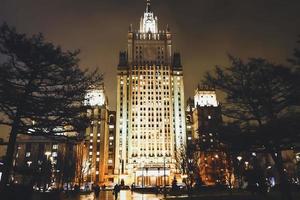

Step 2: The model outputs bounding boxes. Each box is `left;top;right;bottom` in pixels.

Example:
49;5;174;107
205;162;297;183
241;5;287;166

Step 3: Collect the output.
82;85;116;185
11;84;116;189
13;135;78;189
186;86;232;186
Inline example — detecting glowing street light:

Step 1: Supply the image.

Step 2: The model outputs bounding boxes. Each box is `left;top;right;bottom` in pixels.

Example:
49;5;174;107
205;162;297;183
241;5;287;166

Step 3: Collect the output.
237;156;242;161
45;151;51;159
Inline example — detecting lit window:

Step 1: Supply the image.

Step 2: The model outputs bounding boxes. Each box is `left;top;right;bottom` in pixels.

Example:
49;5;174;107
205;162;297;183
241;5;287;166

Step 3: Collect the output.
25;152;31;157
97;152;100;155
208;115;211;119
89;152;92;155
90;145;93;149
109;125;114;129
52;144;58;150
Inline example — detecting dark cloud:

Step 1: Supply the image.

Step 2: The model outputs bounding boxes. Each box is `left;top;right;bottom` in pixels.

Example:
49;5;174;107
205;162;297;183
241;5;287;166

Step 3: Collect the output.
1;0;300;137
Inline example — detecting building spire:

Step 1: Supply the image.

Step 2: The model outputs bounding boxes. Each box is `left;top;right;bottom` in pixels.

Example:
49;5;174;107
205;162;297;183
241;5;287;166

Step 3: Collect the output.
146;0;151;12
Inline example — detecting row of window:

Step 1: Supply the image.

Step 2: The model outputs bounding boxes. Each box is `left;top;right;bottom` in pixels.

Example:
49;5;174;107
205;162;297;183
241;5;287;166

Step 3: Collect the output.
131;71;169;75
131;153;171;158
131;134;171;139
131;65;169;70
130;89;170;96
132;112;170;116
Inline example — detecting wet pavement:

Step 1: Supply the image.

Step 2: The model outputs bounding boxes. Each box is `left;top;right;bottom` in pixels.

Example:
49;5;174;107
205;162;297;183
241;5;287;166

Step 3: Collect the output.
76;191;163;200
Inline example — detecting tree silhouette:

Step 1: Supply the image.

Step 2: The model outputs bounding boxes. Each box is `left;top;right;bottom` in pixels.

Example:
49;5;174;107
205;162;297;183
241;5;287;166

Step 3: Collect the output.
176;142;201;194
203;56;300;200
0;23;102;189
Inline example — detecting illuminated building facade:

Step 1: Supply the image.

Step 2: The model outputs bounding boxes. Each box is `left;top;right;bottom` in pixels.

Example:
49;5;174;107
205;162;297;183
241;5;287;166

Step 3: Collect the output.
84;85;110;184
187;86;231;185
115;0;186;185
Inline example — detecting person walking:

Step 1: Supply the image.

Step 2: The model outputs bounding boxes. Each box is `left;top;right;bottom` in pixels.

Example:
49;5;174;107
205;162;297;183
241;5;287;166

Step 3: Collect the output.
113;184;121;200
93;184;100;199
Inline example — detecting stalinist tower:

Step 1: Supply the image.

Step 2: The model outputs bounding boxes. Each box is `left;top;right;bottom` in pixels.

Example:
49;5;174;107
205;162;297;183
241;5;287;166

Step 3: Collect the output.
115;0;186;186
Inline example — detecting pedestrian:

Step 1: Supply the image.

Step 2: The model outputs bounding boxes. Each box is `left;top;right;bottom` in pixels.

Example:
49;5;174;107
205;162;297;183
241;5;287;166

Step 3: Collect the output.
113;184;121;200
93;184;100;199
131;183;135;194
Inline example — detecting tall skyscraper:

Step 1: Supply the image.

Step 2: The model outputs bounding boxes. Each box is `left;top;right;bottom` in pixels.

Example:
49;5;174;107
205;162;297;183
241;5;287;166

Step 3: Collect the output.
115;0;186;185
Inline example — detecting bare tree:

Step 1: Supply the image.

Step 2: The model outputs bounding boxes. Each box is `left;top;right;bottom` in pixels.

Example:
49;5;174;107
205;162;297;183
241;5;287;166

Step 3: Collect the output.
76;142;92;188
176;143;201;194
203;55;300;200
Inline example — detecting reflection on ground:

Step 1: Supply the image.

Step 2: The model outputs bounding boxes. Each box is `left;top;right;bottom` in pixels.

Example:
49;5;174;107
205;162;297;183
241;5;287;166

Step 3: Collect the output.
78;190;163;200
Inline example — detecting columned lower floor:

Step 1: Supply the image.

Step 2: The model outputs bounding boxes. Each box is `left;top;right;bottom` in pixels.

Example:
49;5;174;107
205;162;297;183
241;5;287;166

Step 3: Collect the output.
134;167;171;186
113;164;184;186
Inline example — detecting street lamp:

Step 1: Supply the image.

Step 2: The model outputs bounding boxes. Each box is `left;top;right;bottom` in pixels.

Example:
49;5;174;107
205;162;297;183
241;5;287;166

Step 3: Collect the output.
163;152;166;198
237;156;242;162
142;163;144;188
141;157;145;188
118;158;123;184
236;156;243;188
45;151;51;159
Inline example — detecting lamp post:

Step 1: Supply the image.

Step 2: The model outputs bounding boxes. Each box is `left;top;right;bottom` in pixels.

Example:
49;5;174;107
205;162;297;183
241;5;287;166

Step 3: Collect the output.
142;164;144;188
236;156;243;188
141;158;145;188
118;158;122;184
163;152;166;198
187;158;193;195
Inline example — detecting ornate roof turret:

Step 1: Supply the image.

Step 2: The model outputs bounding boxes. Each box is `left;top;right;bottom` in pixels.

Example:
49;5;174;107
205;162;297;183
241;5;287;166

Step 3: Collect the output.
146;0;151;12
139;0;158;33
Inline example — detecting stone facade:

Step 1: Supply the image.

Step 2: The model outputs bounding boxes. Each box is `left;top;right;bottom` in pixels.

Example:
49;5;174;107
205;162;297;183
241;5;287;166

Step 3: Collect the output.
115;0;186;186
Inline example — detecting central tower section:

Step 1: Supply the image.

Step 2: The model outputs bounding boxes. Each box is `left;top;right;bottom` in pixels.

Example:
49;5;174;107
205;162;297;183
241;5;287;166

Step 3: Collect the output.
115;0;186;186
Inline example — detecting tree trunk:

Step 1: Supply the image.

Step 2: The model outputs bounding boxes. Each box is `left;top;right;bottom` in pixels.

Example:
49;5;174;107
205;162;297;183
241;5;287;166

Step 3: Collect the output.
0;117;20;191
271;151;293;200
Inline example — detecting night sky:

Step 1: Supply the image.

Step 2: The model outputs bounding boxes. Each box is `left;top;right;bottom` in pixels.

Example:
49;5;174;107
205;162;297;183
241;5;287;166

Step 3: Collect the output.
1;0;300;138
